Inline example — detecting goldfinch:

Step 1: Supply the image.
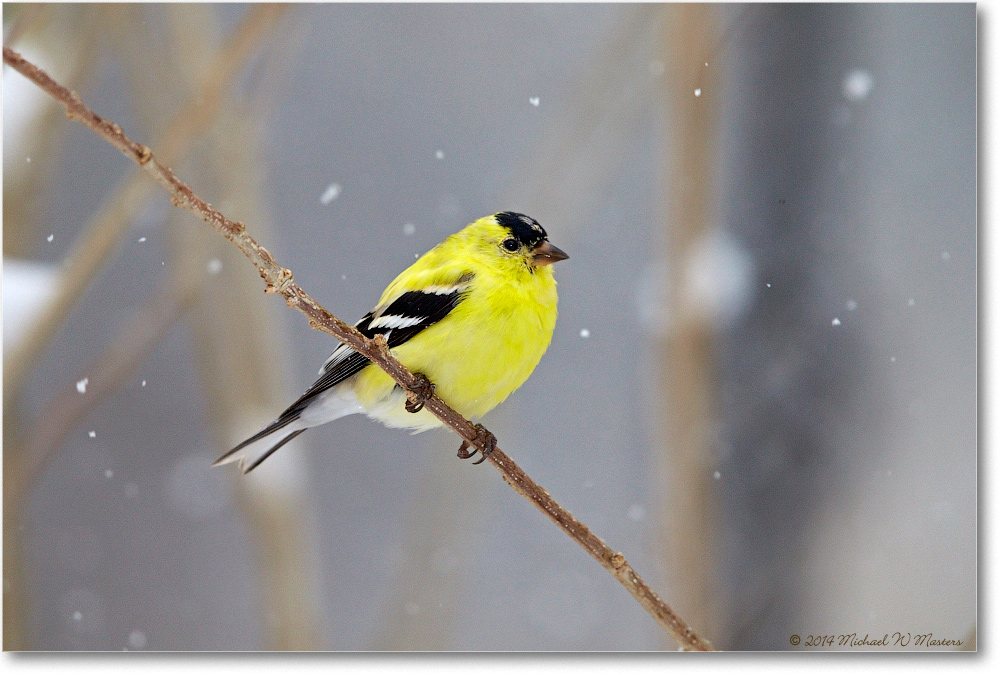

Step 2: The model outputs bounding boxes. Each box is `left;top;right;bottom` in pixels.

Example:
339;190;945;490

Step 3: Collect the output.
214;212;568;473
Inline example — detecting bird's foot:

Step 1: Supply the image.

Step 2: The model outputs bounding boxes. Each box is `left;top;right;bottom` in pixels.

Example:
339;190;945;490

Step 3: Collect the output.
404;372;435;413
457;424;497;465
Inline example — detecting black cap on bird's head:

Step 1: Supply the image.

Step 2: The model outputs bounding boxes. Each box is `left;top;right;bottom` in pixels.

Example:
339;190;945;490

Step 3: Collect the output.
496;211;548;249
495;211;569;267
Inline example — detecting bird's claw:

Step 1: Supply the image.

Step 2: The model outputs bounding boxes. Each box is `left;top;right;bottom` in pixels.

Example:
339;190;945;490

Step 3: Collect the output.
405;373;435;413
457;424;497;465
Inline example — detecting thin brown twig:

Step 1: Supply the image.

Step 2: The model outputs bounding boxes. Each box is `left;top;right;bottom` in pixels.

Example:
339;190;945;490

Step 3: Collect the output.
1;45;714;651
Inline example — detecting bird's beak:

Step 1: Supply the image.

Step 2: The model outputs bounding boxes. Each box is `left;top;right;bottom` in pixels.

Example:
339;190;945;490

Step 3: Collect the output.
531;240;569;267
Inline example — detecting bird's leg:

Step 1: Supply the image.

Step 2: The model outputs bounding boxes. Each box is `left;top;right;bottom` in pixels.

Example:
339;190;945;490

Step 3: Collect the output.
404;372;435;413
457;423;497;465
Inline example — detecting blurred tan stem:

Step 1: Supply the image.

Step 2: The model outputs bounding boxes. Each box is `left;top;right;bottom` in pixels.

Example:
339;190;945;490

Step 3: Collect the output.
15;272;200;510
505;5;658;226
370;448;484;649
656;4;721;648
2;3;288;406
2;5;101;258
656;3;722;643
2;3;46;45
170;110;323;649
142;4;321;649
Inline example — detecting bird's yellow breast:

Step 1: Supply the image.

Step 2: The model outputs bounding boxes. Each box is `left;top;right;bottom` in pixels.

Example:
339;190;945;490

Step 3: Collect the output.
352;264;559;430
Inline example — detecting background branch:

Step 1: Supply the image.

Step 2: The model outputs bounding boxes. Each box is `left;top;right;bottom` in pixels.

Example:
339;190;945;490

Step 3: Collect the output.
14;268;201;511
2;5;101;259
3;3;287;404
3;45;714;651
656;3;723;642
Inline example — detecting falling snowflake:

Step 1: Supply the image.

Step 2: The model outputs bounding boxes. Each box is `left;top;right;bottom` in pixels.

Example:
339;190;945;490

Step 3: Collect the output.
319;183;341;205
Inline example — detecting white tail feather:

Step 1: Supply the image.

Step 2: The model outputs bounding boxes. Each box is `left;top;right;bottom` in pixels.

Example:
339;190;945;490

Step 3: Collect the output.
214;422;306;473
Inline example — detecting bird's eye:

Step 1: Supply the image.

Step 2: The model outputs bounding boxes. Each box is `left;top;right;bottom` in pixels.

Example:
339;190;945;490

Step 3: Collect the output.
502;238;520;252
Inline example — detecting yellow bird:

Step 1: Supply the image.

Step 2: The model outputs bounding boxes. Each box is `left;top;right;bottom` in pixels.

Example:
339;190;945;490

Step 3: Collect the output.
214;212;568;473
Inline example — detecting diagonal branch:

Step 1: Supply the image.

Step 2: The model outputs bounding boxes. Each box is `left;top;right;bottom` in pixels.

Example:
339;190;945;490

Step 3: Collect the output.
2;45;714;651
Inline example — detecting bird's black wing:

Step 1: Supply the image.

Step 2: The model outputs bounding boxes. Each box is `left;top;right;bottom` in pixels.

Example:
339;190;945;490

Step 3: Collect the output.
275;274;474;422
215;275;474;469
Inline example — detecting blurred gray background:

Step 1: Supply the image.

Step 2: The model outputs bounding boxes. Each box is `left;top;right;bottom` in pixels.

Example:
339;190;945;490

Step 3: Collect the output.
3;3;976;650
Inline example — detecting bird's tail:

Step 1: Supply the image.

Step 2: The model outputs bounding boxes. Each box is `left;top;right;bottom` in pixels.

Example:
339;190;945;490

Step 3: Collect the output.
213;419;307;474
